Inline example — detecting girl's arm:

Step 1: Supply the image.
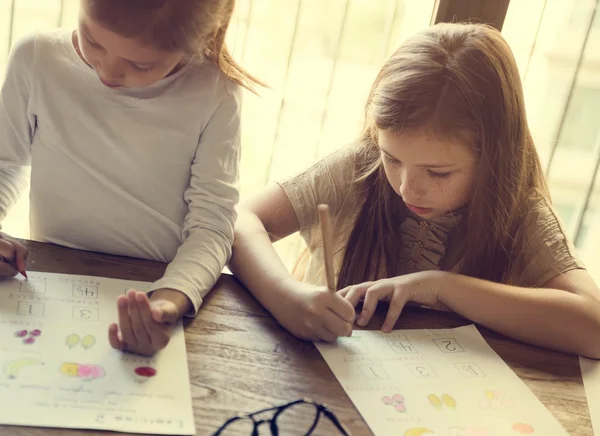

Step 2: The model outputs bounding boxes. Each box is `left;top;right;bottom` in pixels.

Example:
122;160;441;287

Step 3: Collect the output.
342;269;600;358
229;183;355;341
433;269;600;358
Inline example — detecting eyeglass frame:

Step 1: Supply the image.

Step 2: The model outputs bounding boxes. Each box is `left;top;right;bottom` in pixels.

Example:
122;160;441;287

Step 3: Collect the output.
212;398;350;436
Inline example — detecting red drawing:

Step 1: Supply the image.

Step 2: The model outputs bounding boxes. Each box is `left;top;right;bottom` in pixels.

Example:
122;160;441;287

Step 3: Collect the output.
134;366;157;383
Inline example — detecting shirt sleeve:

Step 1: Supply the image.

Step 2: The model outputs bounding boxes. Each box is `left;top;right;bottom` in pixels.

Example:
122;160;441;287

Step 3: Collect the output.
508;198;585;288
0;34;36;223
277;145;360;232
148;84;242;316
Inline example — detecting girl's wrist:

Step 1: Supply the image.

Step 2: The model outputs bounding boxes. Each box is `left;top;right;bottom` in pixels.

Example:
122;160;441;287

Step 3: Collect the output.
150;288;192;319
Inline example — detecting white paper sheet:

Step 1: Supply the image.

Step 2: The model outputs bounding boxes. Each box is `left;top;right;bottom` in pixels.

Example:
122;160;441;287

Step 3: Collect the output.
315;325;567;436
0;272;195;435
581;356;600;435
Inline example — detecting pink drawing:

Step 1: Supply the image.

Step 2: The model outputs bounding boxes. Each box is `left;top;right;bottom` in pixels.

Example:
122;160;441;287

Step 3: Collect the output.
14;329;42;344
480;390;514;409
14;330;28;337
78;364;105;379
59;362;105;380
381;393;407;412
512;423;534;434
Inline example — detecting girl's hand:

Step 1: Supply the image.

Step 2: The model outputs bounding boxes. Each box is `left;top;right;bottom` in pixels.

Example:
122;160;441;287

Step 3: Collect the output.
0;232;27;278
108;290;180;356
274;280;356;342
339;271;442;333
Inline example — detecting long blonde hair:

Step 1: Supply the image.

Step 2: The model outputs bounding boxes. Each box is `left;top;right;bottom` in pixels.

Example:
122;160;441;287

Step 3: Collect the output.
337;23;549;288
84;0;265;93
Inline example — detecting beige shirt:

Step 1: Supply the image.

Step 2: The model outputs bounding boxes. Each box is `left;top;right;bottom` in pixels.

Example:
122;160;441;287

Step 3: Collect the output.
279;145;584;289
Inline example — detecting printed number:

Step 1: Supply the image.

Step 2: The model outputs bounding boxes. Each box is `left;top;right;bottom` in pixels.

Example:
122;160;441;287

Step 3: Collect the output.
73;307;99;321
17;302;44;316
358;364;389;379
454;363;485;377
433;338;464;353
73;285;98;299
407;363;438;378
387;340;418;354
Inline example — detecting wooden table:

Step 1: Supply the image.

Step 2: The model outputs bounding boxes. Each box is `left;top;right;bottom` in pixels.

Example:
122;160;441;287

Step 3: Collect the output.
1;240;592;435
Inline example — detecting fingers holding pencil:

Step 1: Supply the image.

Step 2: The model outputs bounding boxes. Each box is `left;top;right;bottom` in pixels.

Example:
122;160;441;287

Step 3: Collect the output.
0;233;28;278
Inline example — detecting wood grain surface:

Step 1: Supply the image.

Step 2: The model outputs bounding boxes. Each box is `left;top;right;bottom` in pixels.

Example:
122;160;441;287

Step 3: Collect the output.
0;240;591;435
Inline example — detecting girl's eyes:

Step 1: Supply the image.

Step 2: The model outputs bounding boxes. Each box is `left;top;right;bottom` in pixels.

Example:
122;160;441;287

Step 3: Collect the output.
428;170;451;179
84;34;101;49
382;154;400;165
382;153;452;179
130;63;152;72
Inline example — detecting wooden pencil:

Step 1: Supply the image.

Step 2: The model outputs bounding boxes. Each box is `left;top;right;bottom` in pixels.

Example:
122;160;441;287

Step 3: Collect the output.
318;204;336;292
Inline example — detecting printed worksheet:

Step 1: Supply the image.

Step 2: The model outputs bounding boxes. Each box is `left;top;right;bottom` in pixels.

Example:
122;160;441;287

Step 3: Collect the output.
580;356;600;435
316;325;567;436
0;272;194;435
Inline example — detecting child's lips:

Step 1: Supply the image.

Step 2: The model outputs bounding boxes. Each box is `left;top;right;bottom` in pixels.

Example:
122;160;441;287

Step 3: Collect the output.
99;77;122;88
405;203;433;214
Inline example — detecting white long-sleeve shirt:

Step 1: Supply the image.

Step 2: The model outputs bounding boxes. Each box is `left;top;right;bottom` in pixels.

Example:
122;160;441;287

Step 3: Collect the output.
0;30;243;315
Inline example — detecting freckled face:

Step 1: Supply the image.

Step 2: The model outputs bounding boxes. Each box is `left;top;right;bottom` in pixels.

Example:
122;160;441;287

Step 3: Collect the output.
73;5;186;88
378;129;478;219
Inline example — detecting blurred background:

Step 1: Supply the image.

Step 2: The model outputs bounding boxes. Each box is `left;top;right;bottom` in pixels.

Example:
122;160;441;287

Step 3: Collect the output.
1;0;599;282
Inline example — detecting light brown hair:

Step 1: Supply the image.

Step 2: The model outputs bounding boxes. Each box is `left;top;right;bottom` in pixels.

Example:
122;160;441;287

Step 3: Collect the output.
83;0;265;93
337;22;549;288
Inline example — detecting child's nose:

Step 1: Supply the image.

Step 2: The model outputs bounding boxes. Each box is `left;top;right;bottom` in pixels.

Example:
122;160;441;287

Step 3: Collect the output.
399;172;426;201
97;56;125;81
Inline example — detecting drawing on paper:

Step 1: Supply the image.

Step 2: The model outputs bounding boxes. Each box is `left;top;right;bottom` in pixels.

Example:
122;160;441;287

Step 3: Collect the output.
403;428;434;436
14;329;41;344
479;390;514;409
381;393;406;412
428;394;456;410
81;335;96;350
511;423;534;434
65;334;80;348
134;366;157;383
59;362;105;381
3;358;44;379
314;325;569;436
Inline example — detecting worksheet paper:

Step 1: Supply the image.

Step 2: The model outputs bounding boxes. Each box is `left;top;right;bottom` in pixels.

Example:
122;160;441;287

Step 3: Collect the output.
580;356;600;435
315;325;568;436
0;272;194;435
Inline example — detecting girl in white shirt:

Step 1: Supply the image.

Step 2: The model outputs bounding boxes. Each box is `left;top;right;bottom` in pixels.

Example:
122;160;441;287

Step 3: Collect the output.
0;0;261;355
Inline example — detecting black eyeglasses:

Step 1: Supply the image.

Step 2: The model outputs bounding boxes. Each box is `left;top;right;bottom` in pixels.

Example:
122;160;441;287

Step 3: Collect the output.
213;398;350;436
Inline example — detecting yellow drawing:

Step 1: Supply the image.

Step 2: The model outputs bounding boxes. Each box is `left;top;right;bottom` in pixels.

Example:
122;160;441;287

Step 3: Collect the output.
428;394;443;410
442;394;457;409
81;335;96;350
428;393;456;410
65;334;80;349
59;362;80;377
59;362;105;380
404;428;434;436
484;390;495;400
3;358;44;379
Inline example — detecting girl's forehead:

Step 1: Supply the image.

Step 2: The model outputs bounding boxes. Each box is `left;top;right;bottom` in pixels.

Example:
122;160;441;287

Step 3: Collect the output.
80;10;182;65
378;129;477;165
